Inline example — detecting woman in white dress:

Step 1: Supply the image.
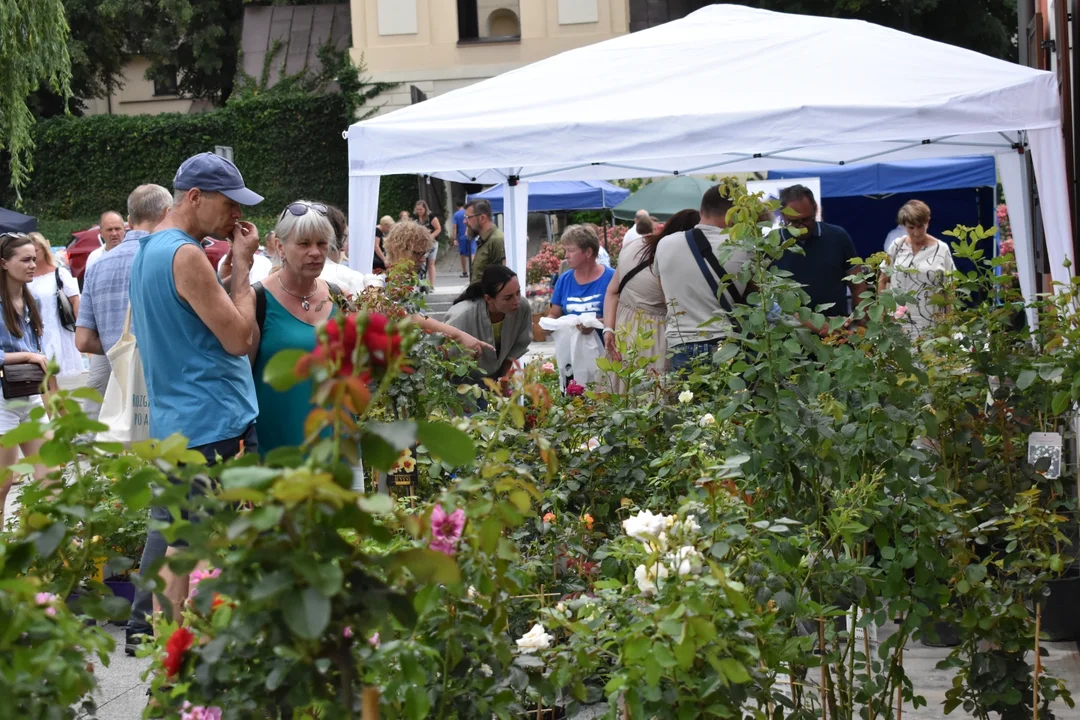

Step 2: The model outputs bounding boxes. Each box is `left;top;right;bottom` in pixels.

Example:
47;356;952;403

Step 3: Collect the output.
27;233;83;376
878;200;957;337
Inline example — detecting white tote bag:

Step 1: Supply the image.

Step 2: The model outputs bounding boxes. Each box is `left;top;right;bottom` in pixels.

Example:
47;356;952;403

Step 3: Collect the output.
97;306;150;443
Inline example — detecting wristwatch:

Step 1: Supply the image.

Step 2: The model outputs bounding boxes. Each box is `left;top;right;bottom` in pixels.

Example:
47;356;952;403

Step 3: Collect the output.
602;327;615;335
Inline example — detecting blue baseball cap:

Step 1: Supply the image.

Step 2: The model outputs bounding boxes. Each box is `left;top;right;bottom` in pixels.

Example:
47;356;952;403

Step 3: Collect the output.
173;152;264;206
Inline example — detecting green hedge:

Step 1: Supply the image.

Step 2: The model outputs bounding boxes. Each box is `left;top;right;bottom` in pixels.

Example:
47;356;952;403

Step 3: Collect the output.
2;94;355;221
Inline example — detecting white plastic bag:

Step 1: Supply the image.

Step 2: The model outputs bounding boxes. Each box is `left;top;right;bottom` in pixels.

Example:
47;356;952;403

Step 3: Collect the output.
97;307;149;444
538;313;605;388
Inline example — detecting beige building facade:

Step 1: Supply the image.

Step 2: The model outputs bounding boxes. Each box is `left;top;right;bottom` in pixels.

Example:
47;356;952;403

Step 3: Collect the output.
82;56;196;116
351;0;631;115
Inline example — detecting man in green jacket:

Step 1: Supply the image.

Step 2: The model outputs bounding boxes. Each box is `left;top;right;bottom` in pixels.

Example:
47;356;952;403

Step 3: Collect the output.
465;199;505;280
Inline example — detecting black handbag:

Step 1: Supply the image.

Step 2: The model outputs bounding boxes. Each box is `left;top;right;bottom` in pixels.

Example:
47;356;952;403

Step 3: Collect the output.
0;362;46;399
55;268;76;331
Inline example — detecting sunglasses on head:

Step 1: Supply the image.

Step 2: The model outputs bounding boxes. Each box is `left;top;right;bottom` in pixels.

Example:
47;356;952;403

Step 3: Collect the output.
0;232;28;249
280;202;328;220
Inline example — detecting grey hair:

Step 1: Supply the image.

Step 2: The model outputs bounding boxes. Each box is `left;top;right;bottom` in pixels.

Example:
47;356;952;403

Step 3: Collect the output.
778;184;817;210
634;208;649;220
274;200;335;246
128;184;172;225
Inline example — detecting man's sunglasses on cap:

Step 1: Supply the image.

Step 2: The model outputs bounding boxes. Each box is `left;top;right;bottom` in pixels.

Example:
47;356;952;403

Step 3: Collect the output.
280;202;328;220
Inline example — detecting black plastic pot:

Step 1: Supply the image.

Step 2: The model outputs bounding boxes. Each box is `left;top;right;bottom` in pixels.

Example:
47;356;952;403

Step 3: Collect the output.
1038;572;1080;642
919;618;961;647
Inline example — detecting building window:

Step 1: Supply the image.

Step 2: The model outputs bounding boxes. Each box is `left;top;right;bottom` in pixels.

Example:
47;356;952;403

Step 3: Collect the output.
153;68;179;97
458;0;520;43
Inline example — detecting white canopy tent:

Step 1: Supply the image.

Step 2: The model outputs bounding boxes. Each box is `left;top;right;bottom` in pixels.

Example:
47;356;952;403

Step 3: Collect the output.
346;4;1073;305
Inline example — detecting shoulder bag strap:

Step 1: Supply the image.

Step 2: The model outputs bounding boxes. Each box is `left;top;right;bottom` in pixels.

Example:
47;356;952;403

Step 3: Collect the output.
617;260;651;295
253;282;267;333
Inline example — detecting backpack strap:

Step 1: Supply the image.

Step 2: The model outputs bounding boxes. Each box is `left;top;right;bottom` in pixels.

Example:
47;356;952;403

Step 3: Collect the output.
253;281;267;334
617;260;651;295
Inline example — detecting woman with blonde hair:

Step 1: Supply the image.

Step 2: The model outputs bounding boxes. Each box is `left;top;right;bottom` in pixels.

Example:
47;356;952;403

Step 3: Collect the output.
383;221;493;356
0;233;51;526
27;232;82;376
879;199;956;336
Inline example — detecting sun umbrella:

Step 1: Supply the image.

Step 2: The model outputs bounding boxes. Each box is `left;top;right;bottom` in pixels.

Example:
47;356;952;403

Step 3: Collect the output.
611;176;715;222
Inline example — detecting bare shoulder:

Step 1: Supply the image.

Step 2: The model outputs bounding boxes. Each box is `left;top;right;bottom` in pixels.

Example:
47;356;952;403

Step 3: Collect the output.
172;243;217;291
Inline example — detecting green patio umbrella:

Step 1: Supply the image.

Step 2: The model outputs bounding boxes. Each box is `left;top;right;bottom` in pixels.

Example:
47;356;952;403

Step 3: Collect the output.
611;176;715;222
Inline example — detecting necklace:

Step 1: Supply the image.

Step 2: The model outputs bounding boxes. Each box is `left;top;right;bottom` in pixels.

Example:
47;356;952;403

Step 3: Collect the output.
278;274;318;311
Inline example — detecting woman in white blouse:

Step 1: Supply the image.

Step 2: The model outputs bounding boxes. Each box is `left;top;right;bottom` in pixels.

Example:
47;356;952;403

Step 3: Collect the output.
878;199;956;336
28;232;83;375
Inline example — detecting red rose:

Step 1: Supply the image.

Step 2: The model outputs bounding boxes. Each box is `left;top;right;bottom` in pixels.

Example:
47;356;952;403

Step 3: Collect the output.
163;626;195;678
361;313;402;366
566;381;584;397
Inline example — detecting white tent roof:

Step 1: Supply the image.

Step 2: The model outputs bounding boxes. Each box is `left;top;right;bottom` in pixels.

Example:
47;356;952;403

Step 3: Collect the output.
347;4;1059;183
345;4;1072;306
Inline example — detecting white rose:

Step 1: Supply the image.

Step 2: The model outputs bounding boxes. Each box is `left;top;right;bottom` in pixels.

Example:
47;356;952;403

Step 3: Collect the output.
556;602;566;613
622;509;673;541
516;623;554;653
669;546;704;576
678;390;694;404
680;515;701;535
467;585;479;599
699;413;716;427
480;663;493;677
578;436;601;452
634;562;669;596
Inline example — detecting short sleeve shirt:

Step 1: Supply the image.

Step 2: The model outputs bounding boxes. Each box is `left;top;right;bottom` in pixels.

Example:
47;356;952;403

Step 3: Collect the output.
552;266;616;318
453;209;467;241
774;221;858;317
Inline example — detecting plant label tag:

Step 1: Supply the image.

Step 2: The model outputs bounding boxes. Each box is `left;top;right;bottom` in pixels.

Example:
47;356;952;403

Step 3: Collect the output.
1028;432;1063;479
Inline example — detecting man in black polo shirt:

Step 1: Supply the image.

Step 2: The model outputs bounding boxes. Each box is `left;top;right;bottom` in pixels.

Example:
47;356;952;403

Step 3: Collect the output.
774;184;867;335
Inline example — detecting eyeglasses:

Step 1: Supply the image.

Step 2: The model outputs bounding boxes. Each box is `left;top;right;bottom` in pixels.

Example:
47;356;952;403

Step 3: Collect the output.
280;202;329;220
464;214;480;220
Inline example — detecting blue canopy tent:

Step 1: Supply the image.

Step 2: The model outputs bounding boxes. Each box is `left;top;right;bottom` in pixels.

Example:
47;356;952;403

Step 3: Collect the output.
0;207;37;234
467;180;629;213
768;157;997;269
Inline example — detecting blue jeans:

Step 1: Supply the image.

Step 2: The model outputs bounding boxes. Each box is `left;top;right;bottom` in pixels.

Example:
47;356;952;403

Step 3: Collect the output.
671;340;720;372
130;425;258;630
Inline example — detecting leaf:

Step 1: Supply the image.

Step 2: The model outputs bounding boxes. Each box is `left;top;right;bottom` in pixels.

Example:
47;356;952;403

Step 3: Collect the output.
33;521;66;559
263;349;307;391
417;420;475;467
1052;390;1071;416
112;470;155;511
1;420;45;447
282;587;330;640
220;466;280;491
360;432;398;472
357;493;395;514
392;548;461;585
718;658;752;684
1016;369;1037;390
252;570;294;601
38;439;73;466
367;420;417;450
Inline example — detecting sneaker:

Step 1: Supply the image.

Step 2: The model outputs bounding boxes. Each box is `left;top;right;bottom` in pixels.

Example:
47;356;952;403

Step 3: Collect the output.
125;628;152;657
459;272;468;278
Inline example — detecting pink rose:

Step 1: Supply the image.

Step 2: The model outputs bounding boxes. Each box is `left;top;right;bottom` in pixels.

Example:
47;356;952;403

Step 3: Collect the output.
566;381;584;397
188;568;221;598
181;703;223;720
430;505;466;556
894;306;908;320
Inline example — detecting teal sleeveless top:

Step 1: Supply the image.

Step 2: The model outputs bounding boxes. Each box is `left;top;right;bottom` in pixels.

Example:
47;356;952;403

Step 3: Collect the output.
253;291;337;453
129;228;258;448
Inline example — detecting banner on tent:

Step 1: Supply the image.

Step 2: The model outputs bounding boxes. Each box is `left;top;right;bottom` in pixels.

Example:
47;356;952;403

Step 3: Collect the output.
746;177;823;227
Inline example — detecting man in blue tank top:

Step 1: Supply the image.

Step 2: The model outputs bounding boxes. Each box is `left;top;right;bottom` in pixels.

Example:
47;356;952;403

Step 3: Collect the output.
128;152;264;632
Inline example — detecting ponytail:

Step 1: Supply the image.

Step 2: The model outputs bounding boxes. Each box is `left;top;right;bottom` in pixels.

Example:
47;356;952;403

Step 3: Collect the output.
453;265;518;305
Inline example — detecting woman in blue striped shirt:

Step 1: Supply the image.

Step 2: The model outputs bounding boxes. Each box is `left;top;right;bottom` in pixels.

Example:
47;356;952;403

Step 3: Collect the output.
0;233;50;526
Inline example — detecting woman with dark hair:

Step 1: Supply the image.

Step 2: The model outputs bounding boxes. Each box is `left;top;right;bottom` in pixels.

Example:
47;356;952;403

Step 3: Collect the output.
414;200;441;286
443;265;532;379
0;233;51;525
602;209;701;377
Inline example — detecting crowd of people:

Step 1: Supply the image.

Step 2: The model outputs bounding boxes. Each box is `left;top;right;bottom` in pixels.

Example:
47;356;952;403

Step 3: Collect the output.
0;154;958;659
542;184;956;377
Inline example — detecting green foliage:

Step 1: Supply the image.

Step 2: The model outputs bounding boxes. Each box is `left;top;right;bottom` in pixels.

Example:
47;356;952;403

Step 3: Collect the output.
4;93;352;219
0;0;72;200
